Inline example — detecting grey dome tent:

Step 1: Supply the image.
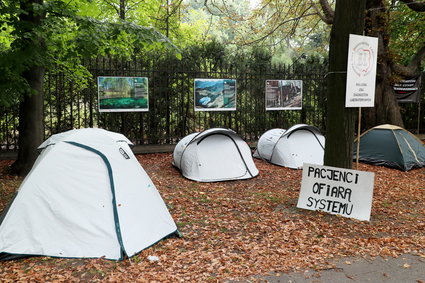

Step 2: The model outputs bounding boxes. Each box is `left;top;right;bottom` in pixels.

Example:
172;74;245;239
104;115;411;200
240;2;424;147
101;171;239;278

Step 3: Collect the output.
253;124;325;169
354;124;425;171
173;128;259;182
0;128;178;261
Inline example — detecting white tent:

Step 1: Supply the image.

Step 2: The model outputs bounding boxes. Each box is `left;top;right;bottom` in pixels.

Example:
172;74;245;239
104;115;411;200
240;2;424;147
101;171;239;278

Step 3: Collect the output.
0;128;178;261
173;128;259;182
254;124;325;169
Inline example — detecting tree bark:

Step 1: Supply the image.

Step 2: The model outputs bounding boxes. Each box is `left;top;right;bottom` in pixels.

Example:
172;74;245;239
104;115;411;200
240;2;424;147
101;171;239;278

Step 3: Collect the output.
324;0;366;169
11;67;45;176
120;0;126;20
363;0;404;129
11;0;46;176
318;0;334;24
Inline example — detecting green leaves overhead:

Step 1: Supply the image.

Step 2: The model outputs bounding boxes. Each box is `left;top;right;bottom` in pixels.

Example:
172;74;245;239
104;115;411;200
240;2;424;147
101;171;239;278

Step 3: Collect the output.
0;0;181;106
182;0;331;62
72;16;178;57
389;3;425;65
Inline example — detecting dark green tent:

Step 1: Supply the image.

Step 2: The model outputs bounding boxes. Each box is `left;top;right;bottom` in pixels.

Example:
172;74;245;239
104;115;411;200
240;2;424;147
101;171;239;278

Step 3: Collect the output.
354;124;425;171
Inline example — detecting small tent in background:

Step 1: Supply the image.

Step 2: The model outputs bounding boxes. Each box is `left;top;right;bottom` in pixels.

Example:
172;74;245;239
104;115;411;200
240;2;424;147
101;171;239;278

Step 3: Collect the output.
254;124;325;169
354;124;425;171
173;128;259;182
0;128;178;261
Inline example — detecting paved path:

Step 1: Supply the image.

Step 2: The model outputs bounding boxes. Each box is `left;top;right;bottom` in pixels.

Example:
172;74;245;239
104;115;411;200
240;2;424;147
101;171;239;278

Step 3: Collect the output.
235;254;425;282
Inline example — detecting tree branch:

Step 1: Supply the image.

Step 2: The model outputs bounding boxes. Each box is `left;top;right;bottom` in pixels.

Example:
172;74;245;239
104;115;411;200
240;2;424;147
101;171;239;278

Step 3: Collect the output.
167;0;184;18
204;0;225;16
311;1;332;24
317;0;334;24
127;0;145;12
241;12;318;46
103;0;120;17
400;0;425;12
392;44;425;77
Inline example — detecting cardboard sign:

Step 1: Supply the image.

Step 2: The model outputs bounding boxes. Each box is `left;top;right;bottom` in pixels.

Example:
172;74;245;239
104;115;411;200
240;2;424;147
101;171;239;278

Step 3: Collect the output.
345;34;378;108
297;163;375;221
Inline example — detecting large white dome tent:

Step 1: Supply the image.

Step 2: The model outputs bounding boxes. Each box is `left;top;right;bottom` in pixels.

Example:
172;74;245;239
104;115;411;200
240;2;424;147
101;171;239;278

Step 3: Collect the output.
254;124;325;169
173;128;259;182
0;128;178;261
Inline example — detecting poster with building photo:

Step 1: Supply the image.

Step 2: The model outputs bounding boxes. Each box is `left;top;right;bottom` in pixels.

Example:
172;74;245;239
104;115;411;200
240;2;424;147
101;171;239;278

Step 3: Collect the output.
98;76;149;112
194;79;236;111
265;80;303;110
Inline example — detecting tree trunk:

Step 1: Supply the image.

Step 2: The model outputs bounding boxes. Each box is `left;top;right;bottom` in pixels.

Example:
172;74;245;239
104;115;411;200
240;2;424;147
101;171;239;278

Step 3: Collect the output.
364;0;404;129
11;67;45;176
324;0;366;169
11;0;46;176
120;0;126;20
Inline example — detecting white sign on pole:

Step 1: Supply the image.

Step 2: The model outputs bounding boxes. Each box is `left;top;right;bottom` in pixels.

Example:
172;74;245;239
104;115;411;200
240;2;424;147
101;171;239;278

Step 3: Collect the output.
297;163;375;221
345;34;378;108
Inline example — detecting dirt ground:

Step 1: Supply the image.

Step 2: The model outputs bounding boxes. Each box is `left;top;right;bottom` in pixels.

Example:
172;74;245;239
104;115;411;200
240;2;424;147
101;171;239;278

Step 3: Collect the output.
0;154;424;282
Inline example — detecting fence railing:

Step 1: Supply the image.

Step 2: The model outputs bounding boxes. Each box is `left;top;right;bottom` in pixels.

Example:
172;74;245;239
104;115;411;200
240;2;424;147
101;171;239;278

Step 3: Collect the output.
0;56;423;151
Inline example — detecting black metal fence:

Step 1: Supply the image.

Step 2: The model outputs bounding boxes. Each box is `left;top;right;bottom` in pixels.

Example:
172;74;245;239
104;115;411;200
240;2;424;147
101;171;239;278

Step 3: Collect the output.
0;56;423;151
87;57;328;144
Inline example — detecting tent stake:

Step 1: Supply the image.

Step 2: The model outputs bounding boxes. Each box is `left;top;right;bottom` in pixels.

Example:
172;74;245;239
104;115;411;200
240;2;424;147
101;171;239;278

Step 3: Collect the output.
356;107;361;170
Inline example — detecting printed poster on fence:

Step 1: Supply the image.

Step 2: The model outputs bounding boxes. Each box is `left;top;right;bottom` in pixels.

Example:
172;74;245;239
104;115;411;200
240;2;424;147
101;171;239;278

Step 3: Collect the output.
98;76;149;112
265;80;303;110
194;78;236;111
345;34;378;108
297;163;375;221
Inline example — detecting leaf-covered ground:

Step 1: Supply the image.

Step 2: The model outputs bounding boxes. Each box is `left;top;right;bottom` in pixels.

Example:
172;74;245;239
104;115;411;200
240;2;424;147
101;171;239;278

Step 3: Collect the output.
0;154;424;282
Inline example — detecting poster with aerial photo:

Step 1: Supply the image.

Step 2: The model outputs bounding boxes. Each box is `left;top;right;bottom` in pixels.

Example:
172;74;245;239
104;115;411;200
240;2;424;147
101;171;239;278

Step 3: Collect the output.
98;76;149;112
265;80;303;110
194;79;236;111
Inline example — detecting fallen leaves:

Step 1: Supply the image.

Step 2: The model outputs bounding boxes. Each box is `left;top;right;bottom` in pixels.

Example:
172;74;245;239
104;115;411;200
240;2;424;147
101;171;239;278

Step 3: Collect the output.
403;263;411;268
0;154;424;282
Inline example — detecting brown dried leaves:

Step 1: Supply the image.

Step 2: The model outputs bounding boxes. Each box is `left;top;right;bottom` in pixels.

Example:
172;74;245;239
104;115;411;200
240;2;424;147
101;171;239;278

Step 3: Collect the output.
0;154;424;281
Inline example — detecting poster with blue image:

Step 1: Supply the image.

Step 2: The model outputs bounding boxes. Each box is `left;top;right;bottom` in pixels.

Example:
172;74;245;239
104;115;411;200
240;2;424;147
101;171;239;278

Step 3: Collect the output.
194;79;236;111
98;76;149;112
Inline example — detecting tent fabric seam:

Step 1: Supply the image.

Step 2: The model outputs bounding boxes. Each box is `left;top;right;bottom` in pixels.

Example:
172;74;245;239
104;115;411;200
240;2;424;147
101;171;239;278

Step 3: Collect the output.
391;129;406;167
178;130;210;170
266;126;324;164
179;129;255;179
399;133;420;163
268;130;287;163
65;141;127;261
285;127;325;150
195;132;254;178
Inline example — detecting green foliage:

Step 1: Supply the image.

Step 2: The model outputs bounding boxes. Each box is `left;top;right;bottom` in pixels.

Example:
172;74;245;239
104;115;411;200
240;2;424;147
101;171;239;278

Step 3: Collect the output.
389;3;425;66
181;0;330;64
0;0;180;107
99;97;148;110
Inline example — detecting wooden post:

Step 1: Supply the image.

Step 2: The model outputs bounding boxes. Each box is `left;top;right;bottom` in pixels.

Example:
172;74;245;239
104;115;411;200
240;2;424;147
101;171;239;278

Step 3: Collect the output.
356;107;361;170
